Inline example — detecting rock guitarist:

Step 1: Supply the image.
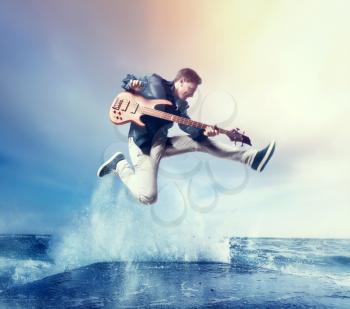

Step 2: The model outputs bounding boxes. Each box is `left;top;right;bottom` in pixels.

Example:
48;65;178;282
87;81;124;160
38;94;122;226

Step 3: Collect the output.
97;68;275;204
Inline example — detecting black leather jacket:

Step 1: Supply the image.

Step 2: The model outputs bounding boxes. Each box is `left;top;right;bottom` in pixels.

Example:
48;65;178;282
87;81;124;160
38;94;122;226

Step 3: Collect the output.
121;73;206;154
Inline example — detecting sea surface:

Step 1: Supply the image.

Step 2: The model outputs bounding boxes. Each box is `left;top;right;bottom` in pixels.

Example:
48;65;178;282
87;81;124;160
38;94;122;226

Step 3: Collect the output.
0;235;349;308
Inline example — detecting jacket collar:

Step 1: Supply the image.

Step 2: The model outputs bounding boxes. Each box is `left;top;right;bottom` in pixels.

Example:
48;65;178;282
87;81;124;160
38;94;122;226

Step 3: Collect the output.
170;81;189;111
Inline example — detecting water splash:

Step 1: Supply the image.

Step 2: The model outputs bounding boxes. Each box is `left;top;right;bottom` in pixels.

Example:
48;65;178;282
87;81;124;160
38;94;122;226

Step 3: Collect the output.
49;177;230;270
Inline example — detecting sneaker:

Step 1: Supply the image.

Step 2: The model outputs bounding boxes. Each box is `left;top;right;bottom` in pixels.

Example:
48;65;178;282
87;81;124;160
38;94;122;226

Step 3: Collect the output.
97;152;125;177
251;140;276;172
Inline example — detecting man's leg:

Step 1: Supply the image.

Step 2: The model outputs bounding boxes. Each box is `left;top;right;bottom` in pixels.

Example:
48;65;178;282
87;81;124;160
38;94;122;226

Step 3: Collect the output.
163;135;275;172
116;137;164;204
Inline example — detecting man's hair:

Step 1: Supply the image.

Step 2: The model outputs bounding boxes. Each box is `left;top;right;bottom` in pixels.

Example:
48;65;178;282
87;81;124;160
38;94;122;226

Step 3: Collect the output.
174;68;202;85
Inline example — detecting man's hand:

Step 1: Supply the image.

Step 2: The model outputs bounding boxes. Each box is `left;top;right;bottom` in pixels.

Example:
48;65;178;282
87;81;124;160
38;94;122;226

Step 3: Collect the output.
129;80;144;92
204;125;219;137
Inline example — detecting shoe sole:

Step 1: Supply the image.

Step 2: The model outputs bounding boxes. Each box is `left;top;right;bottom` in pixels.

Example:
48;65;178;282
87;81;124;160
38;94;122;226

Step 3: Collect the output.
257;140;276;172
97;152;123;177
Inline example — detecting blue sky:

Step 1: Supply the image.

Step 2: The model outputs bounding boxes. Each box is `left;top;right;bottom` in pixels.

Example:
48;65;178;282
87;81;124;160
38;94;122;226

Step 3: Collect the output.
0;1;125;232
1;1;349;237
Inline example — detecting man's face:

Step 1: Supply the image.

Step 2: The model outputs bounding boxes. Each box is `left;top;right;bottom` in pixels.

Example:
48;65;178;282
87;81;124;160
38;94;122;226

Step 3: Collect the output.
176;79;198;100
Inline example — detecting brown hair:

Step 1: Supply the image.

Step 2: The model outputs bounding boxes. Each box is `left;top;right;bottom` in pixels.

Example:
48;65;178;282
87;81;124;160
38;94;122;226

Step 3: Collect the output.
174;68;202;85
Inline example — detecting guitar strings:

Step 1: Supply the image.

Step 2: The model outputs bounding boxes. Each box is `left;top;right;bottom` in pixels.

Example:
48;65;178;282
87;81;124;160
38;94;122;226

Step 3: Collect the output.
123;98;231;135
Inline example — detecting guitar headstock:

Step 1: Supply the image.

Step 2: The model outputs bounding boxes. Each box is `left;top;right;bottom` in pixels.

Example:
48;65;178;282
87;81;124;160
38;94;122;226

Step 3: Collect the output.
226;128;252;146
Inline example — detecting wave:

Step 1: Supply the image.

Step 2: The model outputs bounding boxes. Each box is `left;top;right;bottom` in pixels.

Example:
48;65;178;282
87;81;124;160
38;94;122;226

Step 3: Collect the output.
1;180;349;292
0;256;53;293
48;178;231;269
0;234;50;261
229;237;350;288
1;235;350;292
1;178;233;290
324;255;350;266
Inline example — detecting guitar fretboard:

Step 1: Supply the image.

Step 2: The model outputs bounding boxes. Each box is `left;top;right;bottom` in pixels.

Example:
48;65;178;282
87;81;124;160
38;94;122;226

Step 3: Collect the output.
140;106;229;134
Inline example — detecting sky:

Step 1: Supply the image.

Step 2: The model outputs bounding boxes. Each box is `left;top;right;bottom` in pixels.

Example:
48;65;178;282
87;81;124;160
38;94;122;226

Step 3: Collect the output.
0;0;349;237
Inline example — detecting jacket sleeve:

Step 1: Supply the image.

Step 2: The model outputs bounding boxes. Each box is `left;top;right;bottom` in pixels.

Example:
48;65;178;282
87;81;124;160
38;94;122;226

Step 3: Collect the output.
121;73;148;92
178;104;207;141
121;73;168;100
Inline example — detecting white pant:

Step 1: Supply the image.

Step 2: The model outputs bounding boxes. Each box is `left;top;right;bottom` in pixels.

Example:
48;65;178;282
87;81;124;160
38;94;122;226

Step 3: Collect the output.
116;135;257;204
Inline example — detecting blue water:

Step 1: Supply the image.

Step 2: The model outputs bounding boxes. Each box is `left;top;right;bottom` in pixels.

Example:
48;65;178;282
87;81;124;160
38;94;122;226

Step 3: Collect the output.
0;235;349;308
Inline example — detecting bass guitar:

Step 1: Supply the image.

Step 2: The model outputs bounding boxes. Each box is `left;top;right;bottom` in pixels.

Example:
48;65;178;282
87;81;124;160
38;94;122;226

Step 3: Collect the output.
109;91;251;146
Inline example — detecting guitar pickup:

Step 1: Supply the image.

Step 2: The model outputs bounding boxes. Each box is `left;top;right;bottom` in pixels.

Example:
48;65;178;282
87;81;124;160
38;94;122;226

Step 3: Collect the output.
121;101;130;112
131;103;139;114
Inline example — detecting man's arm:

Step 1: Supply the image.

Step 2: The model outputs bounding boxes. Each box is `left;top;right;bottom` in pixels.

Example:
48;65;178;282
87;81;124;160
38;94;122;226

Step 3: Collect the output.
178;104;219;138
121;73;169;100
178;107;208;140
121;74;148;92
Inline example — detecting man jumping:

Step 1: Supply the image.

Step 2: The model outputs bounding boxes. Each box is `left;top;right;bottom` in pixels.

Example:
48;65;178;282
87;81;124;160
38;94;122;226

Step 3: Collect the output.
97;68;275;205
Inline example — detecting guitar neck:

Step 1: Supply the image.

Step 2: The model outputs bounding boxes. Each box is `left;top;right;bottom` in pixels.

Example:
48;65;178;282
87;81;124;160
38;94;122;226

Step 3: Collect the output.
140;106;229;134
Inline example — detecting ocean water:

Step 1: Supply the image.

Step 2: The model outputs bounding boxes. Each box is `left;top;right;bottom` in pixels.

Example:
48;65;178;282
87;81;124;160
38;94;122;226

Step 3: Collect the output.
0;235;349;308
1;180;349;308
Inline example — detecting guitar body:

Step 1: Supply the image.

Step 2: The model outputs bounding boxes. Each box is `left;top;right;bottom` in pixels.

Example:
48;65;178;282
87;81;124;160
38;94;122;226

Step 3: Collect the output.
109;91;172;127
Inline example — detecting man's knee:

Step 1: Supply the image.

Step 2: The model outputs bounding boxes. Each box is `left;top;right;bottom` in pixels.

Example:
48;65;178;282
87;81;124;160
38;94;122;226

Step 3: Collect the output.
139;192;158;205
